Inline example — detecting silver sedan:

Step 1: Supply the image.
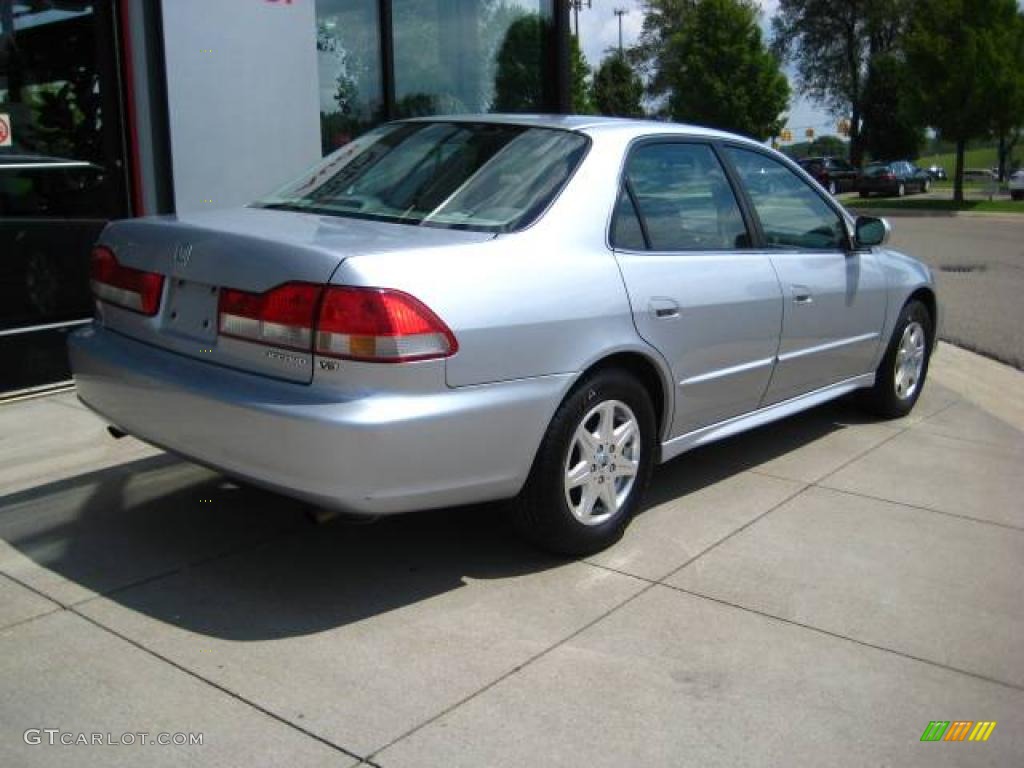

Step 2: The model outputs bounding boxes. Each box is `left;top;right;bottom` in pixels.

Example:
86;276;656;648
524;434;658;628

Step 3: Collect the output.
70;116;938;554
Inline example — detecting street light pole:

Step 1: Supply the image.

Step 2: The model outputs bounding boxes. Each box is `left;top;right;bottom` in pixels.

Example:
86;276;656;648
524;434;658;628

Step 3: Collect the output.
613;8;628;53
569;0;593;38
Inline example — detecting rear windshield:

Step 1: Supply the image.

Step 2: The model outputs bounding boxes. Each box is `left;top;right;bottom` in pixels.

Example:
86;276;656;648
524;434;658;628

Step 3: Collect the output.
863;163;892;176
254;121;589;233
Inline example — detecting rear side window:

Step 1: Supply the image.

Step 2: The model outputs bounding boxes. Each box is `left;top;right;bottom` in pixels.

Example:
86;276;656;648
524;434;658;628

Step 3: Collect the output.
726;147;847;251
612;142;749;251
610;186;647;250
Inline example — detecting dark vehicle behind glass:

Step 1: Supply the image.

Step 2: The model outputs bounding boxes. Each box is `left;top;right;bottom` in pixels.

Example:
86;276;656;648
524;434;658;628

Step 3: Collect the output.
858;161;931;198
796;156;858;195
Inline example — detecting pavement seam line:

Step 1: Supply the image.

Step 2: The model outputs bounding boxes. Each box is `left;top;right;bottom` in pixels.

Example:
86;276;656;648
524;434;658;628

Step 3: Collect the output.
647;481;812;583
68;518;310;611
912;424;1024;454
365;571;657;761
0;571;65;634
68;608;367;762
653;399;954;576
368;474;817;758
0;568;65;607
814;483;1024;533
665;583;1024;693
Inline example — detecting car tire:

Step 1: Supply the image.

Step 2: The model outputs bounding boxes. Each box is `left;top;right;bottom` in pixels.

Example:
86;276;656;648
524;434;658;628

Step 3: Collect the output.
828;181;837;195
511;369;656;556
897;183;906;197
860;299;932;419
922;179;930;193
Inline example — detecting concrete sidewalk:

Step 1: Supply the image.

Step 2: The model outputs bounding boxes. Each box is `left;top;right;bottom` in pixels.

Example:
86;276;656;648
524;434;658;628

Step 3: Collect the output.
1;342;1022;767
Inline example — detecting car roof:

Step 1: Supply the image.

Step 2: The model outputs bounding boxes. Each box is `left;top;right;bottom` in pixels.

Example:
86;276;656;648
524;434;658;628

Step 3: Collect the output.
399;113;764;146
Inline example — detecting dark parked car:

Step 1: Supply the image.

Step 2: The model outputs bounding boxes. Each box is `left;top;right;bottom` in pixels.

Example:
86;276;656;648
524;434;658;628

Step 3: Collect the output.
926;165;947;180
797;156;858;195
858;161;931;197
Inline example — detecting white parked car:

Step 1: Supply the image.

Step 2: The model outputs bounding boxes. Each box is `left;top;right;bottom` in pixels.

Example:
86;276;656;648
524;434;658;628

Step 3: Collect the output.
1009;169;1024;201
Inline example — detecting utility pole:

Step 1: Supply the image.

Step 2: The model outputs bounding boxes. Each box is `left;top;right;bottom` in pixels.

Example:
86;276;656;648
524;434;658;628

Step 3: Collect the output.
613;8;628;53
569;0;592;39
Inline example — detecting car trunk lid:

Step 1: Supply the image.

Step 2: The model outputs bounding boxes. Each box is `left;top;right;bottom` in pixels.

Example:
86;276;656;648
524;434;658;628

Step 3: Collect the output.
96;207;493;383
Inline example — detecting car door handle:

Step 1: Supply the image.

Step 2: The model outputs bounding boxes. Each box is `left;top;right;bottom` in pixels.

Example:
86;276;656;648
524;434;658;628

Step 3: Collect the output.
791;285;813;305
649;298;680;319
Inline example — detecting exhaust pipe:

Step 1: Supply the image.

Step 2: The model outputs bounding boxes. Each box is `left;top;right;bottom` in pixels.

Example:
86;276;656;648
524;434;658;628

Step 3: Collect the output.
107;425;128;440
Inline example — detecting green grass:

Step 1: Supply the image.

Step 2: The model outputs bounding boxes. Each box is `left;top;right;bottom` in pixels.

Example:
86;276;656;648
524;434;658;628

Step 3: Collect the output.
915;145;1020;173
845;197;1024;214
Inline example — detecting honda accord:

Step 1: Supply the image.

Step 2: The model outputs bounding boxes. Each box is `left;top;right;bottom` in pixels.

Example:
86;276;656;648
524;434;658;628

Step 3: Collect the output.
70;116;938;554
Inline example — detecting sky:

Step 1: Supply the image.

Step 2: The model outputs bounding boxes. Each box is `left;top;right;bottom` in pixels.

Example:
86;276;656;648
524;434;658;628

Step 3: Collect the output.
574;0;838;138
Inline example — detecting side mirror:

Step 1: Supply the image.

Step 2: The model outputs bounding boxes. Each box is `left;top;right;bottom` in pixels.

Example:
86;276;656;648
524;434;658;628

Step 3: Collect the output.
855;216;891;247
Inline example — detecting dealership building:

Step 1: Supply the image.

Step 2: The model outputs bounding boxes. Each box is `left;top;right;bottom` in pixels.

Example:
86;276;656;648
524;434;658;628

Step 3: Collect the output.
0;0;570;395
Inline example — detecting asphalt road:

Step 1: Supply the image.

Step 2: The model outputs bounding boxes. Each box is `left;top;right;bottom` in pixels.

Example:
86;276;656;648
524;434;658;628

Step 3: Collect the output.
883;214;1024;369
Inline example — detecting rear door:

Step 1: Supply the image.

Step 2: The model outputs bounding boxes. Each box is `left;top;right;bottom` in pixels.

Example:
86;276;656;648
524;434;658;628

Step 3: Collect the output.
611;140;783;437
724;146;887;404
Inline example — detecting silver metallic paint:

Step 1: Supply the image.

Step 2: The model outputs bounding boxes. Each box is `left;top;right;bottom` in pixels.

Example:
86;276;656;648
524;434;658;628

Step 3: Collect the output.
70;116;937;517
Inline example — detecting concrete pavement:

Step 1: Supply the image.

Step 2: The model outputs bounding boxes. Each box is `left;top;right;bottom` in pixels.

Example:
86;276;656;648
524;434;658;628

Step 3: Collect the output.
1;343;1022;766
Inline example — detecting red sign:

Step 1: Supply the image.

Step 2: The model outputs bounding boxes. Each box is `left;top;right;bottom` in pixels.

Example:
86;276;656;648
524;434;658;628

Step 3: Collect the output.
0;114;11;147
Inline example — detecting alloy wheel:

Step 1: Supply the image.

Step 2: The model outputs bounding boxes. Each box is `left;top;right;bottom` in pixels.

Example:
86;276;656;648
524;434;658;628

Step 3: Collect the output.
894;321;926;400
563;400;641;526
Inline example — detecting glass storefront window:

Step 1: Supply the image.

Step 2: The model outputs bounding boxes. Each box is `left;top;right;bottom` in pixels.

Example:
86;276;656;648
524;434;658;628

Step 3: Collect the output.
1;0;129;392
315;0;384;154
392;0;551;117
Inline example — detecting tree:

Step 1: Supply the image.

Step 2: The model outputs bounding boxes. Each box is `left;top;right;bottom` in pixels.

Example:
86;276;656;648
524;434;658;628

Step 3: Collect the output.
772;0;908;166
492;14;546;112
989;12;1024;180
904;0;1023;200
593;53;644;117
637;0;789;139
570;35;594;114
860;53;925;161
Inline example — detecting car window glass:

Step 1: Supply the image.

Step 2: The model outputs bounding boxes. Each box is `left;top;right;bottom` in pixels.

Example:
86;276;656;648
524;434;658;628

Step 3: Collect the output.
620;143;749;251
726;147;847;251
610;185;647;250
257;122;588;233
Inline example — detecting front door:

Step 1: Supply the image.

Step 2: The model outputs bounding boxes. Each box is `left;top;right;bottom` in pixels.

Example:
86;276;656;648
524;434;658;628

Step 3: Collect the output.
611;141;783;438
724;147;887;405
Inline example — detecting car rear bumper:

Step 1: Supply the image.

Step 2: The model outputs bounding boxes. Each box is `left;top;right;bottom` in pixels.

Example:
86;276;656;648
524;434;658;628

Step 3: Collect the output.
69;325;571;515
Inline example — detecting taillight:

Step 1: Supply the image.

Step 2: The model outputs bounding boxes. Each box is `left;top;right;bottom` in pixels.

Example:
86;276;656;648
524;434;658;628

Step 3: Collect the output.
315;286;457;362
218;282;322;351
90;246;165;316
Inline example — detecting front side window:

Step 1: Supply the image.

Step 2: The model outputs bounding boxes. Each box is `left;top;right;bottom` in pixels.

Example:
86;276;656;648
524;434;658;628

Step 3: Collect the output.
256;121;588;232
613;143;749;251
726;147;847;251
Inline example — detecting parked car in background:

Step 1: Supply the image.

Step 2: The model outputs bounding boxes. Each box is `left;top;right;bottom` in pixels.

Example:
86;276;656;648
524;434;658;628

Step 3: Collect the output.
69;116;938;555
1009;169;1024;200
797;156;859;195
858;160;931;197
963;168;998;183
925;165;947;180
